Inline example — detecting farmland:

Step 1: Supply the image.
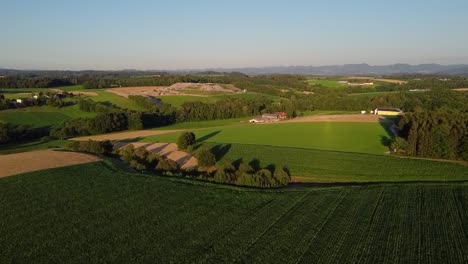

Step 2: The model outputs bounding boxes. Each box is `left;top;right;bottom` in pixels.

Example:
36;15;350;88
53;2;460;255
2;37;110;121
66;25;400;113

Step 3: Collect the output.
203;143;468;182
0;162;467;263
0;105;96;127
141;122;392;154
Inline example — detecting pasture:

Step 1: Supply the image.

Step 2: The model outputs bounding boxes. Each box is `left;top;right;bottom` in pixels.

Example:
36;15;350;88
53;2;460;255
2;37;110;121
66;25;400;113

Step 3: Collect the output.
0;105;96;127
85;90;148;111
0;162;467;263
141;122;392;154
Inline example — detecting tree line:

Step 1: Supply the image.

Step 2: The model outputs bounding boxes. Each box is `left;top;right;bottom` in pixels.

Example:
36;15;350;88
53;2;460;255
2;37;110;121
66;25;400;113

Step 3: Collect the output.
392;111;467;160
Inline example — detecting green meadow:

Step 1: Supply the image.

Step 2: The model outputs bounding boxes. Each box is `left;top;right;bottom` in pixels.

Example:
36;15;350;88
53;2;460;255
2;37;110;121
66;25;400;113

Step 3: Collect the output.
1;162;467;263
85;90;147;111
0;105;96;127
142;122;392;154
306;79;347;88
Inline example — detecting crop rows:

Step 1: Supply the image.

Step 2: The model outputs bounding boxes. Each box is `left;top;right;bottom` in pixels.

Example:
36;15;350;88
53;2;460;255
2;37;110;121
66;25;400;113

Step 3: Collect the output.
1;163;468;263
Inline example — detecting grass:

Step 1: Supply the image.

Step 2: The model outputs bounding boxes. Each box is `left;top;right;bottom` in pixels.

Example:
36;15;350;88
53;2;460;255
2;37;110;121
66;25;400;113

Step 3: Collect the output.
0;105;96;127
142;122;392;154
154;117;248;130
0;162;467;263
306;79;348;88
87;90;147;111
204;143;468;182
0;140;66;155
159;92;275;108
159;95;219;107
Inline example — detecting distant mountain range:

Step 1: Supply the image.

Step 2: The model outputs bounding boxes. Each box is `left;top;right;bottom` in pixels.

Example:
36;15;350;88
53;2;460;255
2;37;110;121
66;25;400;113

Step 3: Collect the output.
2;63;468;76
202;64;468;76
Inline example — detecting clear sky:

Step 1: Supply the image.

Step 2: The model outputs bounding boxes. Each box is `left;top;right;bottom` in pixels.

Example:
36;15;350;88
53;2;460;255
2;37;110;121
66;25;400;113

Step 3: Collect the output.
2;0;468;70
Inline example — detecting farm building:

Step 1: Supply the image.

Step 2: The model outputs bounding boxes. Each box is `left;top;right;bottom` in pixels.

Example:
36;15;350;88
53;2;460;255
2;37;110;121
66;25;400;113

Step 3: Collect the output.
374;108;403;116
348;82;374;86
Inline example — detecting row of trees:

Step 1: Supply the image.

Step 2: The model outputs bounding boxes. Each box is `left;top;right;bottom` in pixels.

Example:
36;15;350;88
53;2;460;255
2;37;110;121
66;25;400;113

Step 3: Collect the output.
0;77;73;88
392;111;468;160
0;123;49;144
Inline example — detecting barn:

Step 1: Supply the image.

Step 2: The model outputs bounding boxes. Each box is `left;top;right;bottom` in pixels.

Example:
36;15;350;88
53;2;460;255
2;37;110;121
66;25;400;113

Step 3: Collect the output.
374;108;403;116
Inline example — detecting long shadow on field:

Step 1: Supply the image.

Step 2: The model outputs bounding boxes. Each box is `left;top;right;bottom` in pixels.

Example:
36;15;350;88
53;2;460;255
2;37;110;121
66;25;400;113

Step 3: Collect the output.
197;131;221;143
210;144;231;161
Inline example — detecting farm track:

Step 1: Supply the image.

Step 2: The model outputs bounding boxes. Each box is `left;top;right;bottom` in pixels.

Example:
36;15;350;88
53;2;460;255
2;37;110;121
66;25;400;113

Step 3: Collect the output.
0;150;100;178
71;129;181;142
121;142;198;169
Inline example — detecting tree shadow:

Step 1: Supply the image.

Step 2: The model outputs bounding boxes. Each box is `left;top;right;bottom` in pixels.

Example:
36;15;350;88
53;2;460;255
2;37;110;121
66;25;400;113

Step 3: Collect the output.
197;131;221;143
248;159;261;171
380;135;393;148
265;164;276;173
210;144;231;161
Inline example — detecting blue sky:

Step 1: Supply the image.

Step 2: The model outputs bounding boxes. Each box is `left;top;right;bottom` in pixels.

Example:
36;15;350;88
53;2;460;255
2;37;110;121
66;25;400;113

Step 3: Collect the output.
2;0;468;70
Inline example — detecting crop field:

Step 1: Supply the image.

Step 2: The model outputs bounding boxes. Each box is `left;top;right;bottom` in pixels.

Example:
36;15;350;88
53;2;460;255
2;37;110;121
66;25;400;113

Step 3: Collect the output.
158;95;219;107
306;79;348;88
204;143;468;182
0;105;96;127
141;122;392;154
86;90;147;111
0;162;467;263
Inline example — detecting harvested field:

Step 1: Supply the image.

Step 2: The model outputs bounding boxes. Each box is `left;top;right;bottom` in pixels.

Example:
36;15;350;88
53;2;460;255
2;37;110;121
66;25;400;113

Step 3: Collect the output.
282;114;383;123
122;142;198;169
71;130;180;141
106;82;242;98
0;150;100;178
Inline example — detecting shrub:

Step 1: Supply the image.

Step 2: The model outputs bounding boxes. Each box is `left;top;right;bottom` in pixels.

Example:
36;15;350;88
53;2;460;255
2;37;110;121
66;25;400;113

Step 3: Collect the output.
196;148;216;167
177;132;196;150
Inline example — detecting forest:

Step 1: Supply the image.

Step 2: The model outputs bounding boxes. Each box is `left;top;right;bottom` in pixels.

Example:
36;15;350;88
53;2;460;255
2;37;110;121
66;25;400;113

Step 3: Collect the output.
393;111;468;160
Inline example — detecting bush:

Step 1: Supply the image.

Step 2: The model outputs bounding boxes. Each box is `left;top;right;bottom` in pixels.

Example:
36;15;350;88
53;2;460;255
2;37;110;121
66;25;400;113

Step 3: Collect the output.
196;148;216;167
177;132;196;150
65;140;113;155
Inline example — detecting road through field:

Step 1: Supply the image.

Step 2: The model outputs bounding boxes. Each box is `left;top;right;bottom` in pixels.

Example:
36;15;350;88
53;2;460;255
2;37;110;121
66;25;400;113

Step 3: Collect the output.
0;150;100;178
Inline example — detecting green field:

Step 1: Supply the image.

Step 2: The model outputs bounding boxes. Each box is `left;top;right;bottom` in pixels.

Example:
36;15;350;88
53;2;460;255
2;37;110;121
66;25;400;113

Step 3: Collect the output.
0;105;96;127
142;122;392;154
154;117;248;130
0;140;66;155
1;162;467;263
159;93;277;108
204;143;468;182
159;95;219;107
306;79;348;88
86;90;147;111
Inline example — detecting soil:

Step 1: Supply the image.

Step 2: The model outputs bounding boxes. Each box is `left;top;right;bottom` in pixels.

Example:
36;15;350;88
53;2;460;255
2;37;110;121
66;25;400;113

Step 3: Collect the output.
122;142;198;169
106;82;242;98
71;130;180;142
0;150;101;178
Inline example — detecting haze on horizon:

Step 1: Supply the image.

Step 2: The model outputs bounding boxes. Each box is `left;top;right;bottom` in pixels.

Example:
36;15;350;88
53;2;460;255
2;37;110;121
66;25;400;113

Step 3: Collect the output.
2;0;468;71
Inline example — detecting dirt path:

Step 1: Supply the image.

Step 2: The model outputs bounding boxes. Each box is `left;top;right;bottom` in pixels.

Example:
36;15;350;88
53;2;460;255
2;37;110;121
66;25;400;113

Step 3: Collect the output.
71;130;181;142
121;142;198;169
280;114;383;123
0;150;101;178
